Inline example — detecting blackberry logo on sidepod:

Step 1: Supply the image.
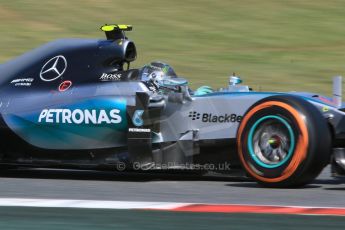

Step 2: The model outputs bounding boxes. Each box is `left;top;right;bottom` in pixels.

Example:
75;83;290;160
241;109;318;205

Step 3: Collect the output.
188;111;242;123
188;111;201;120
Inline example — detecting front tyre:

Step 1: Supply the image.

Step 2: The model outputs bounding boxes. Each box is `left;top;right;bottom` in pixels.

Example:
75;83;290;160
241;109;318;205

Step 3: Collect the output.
237;95;331;188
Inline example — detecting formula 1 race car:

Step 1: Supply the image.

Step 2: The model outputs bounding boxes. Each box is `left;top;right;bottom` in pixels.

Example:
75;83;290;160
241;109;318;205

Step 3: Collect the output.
0;24;344;187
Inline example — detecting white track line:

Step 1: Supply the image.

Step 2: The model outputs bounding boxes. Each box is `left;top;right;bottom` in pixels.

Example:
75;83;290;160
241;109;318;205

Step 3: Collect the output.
0;198;189;210
0;198;345;216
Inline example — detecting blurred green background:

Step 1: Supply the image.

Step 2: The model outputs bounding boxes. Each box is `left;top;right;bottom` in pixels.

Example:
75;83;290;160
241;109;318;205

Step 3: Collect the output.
1;0;345;95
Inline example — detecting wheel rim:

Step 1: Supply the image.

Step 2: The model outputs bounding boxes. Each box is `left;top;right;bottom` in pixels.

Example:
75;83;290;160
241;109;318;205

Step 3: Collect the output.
247;115;295;168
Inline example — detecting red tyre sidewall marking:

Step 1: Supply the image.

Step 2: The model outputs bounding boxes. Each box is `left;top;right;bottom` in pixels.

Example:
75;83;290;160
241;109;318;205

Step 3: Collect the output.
237;101;309;183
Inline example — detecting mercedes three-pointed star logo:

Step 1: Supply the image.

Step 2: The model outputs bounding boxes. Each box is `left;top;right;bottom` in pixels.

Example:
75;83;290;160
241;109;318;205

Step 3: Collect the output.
40;55;68;82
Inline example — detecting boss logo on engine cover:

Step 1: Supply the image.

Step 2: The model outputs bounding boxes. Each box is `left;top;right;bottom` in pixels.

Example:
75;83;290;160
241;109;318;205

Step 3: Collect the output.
99;73;122;81
189;111;242;123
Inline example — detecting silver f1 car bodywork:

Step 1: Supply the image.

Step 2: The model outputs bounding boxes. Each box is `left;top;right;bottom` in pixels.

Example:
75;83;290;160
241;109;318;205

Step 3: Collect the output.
0;24;344;187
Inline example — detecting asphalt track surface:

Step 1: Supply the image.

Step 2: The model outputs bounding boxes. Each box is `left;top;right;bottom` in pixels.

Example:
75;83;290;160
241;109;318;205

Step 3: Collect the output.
0;166;344;229
0;166;344;207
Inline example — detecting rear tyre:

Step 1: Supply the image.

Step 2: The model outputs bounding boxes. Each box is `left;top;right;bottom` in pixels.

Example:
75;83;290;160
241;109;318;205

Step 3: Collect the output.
237;95;331;188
